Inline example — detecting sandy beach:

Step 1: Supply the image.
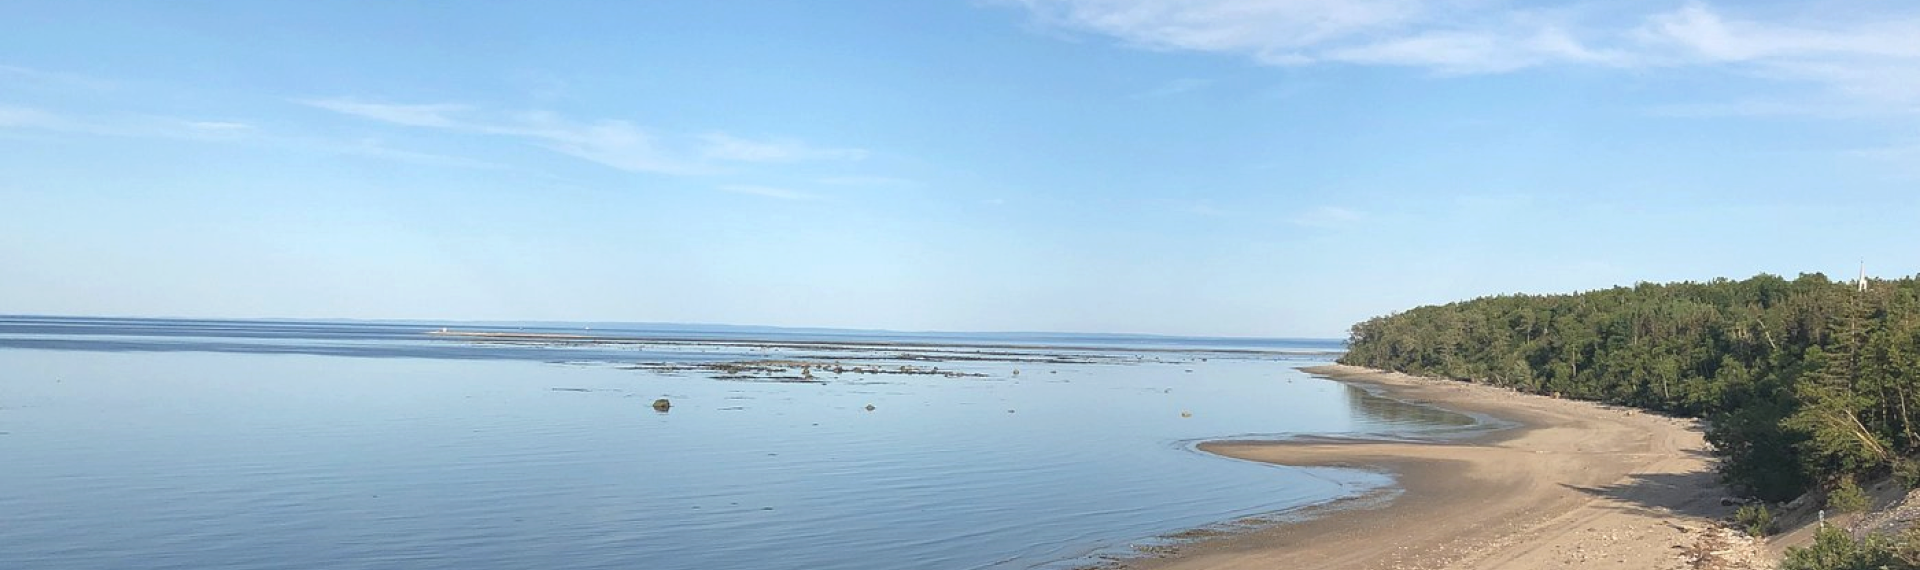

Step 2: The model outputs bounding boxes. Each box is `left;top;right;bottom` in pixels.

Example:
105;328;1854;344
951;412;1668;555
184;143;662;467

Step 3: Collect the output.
1122;364;1767;570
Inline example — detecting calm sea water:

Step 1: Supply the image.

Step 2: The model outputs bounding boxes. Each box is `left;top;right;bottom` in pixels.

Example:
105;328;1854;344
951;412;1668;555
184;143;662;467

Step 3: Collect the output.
0;317;1470;570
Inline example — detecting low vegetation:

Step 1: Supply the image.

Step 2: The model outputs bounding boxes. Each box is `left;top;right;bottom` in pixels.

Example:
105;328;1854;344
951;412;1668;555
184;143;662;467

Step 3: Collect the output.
1734;503;1775;537
1781;526;1920;570
1827;477;1870;513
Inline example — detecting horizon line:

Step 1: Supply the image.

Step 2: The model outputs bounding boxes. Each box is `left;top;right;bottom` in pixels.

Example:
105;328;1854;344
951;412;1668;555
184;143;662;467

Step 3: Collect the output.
0;313;1346;343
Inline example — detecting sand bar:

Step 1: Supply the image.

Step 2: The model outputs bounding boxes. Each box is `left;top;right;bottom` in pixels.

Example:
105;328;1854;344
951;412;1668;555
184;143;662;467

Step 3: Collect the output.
1121;364;1764;570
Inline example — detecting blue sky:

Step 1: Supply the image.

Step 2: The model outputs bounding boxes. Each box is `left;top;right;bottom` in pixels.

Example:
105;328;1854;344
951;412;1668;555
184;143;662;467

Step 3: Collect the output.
3;1;1917;338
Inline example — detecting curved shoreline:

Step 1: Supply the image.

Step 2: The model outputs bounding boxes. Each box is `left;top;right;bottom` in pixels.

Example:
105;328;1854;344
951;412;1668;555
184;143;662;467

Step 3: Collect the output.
1117;364;1759;570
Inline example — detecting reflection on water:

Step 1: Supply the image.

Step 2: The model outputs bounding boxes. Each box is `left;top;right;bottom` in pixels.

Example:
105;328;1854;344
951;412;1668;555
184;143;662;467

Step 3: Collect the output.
1342;384;1480;434
0;319;1479;570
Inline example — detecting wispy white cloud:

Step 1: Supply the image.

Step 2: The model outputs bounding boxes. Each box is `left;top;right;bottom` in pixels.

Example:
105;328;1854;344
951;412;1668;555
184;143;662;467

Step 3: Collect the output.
0;64;116;91
1002;1;1920;108
301;98;867;176
716;184;817;200
0;104;63;129
302;99;469;128
1317;24;1632;74
699;133;868;162
818;175;920;187
0;101;506;170
1000;0;1612;73
525;115;700;175
1845;143;1920;179
1633;3;1920;107
1289;205;1365;228
1635;4;1920;63
303;99;699;174
1005;0;1421;61
1849;144;1920;160
0;103;255;140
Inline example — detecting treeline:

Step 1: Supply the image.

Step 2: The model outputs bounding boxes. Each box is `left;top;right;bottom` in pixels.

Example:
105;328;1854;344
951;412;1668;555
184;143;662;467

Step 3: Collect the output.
1339;273;1920;501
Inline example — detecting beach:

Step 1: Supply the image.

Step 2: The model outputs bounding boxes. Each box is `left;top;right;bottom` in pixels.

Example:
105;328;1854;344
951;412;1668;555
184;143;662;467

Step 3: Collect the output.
1124;364;1767;570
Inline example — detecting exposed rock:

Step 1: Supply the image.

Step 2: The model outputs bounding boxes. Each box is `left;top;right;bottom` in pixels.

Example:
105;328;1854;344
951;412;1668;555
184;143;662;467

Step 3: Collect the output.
1848;480;1920;536
652;398;672;411
627;359;985;383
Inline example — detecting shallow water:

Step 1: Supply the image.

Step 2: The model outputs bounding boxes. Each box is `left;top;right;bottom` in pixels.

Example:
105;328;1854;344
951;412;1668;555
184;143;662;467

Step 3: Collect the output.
0;318;1472;570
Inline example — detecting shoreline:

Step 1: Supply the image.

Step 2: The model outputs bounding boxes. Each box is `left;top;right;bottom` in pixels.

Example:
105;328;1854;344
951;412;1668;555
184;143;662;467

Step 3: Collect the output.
1116;364;1764;570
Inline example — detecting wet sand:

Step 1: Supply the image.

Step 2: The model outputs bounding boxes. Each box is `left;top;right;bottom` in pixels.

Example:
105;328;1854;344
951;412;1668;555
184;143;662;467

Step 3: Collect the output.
1122;364;1765;570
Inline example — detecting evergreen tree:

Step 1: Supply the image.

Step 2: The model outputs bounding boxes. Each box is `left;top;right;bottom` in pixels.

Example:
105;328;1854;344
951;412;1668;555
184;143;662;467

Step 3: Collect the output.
1339;273;1920;499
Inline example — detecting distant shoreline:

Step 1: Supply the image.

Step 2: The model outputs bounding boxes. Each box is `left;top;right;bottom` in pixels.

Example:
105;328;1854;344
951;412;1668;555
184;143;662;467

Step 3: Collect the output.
421;329;1346;357
1114;364;1760;570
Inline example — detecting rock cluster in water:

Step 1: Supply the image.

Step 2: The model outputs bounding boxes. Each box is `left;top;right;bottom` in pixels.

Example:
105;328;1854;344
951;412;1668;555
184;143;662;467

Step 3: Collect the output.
626;360;991;383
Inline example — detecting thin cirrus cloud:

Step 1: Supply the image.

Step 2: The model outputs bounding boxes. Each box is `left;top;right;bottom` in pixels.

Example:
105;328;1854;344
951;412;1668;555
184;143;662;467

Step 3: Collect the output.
1002;1;1920;108
0;99;507;170
817;175;921;187
0;66;258;141
0;104;62;129
0;64;117;92
698;133;868;162
0;103;255;140
300;98;868;175
1000;0;1625;73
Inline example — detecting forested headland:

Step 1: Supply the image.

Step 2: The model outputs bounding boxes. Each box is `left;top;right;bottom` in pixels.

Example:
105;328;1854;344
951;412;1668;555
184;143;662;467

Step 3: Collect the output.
1339;273;1920;502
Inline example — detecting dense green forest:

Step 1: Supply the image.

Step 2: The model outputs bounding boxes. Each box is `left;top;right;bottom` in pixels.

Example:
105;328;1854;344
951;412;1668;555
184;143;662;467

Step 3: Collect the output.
1339;273;1920;501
